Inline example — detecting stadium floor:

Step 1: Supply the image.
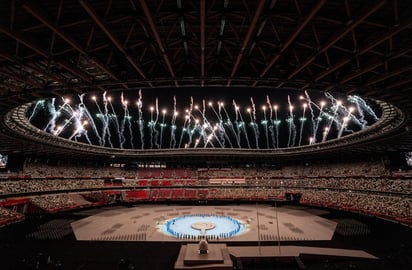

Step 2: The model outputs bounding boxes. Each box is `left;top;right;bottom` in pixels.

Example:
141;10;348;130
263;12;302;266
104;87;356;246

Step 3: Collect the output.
71;204;337;242
0;203;411;270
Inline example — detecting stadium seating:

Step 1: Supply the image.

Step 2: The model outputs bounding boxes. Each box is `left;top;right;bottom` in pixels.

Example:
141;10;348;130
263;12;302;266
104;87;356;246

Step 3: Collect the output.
0;160;410;226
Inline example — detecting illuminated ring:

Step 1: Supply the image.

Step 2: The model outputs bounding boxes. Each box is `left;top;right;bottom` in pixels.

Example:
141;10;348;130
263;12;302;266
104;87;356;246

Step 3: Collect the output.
162;214;245;238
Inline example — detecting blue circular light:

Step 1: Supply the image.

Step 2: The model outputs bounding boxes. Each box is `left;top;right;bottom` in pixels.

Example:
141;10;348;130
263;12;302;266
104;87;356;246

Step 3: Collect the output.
162;214;246;238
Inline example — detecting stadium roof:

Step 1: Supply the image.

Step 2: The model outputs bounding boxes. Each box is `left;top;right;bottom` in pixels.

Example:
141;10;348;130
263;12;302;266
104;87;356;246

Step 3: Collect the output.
0;0;411;161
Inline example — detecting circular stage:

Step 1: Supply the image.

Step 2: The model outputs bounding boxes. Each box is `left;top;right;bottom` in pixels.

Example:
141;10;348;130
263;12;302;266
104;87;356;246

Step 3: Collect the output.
162;214;246;238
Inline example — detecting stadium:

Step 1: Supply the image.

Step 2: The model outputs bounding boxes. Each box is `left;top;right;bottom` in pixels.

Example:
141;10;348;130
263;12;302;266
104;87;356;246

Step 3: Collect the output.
0;0;411;269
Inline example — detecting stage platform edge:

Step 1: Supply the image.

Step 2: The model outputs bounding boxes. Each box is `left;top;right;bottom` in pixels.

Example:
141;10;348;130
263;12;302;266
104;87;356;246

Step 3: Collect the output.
175;243;233;270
